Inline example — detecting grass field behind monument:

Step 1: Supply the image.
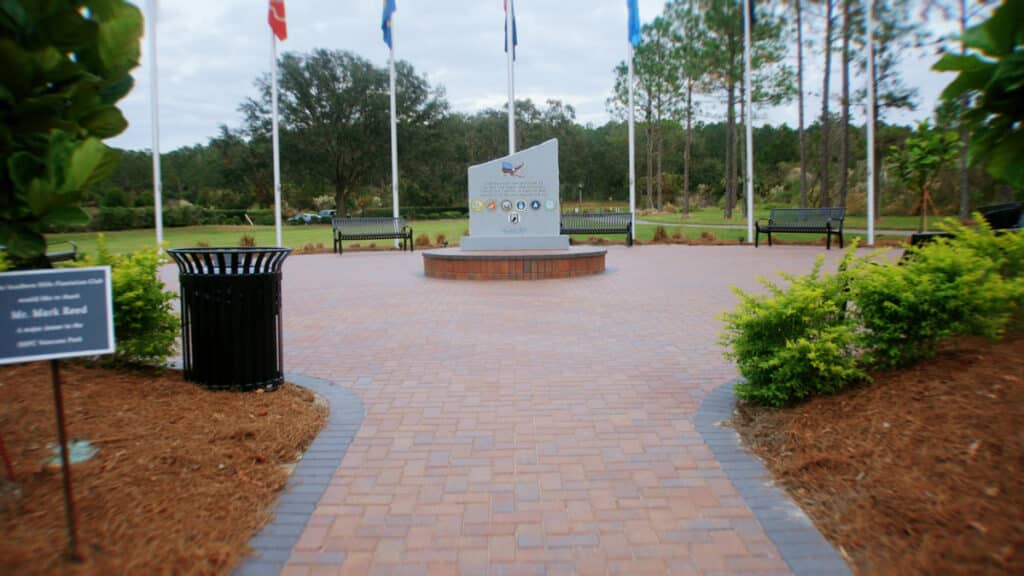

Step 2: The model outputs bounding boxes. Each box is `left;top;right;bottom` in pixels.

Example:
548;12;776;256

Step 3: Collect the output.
48;218;904;258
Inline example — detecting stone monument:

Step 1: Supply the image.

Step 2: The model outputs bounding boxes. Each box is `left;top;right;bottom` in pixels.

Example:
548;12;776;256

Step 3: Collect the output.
460;139;570;251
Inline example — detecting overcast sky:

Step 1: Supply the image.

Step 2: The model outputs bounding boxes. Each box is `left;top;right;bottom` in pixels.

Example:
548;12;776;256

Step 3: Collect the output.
110;0;956;152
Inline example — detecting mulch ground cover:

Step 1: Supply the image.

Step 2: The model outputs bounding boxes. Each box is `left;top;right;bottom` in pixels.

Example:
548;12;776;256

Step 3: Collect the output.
732;333;1024;575
0;362;327;575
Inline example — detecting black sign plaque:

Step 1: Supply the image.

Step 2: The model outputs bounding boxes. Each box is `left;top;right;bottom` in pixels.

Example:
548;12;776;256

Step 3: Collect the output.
0;267;115;364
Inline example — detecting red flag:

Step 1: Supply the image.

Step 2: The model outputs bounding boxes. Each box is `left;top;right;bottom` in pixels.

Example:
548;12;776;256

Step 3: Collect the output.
268;0;287;41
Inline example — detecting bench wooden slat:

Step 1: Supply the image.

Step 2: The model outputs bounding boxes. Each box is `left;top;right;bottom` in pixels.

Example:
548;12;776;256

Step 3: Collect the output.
755;208;845;250
560;213;633;246
331;217;413;254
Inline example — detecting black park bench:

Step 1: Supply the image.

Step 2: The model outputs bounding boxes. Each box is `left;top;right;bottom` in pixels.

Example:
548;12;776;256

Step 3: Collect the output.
45;240;78;263
755;208;846;250
332;217;413;255
560;212;633;247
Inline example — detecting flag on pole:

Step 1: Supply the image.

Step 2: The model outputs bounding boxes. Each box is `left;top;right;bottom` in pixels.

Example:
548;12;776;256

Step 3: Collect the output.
268;0;287;41
504;0;518;60
382;0;396;48
627;0;641;47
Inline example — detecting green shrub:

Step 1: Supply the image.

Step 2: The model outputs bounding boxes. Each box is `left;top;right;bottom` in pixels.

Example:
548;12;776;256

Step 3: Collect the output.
721;254;866;407
90;236;178;366
850;229;1023;368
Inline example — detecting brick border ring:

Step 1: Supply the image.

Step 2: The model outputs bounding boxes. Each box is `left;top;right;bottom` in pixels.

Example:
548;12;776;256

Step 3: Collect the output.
422;246;607;280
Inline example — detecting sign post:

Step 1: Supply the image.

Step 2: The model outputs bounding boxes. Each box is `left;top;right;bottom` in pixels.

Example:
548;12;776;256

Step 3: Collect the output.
0;266;115;561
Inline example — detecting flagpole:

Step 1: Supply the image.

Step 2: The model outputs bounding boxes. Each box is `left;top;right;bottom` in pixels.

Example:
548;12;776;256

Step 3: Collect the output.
743;0;754;244
148;0;163;252
506;0;516;155
627;43;637;242
271;32;283;248
389;12;400;248
865;0;876;246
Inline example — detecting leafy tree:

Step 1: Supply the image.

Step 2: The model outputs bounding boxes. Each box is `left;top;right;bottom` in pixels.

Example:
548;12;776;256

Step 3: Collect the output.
666;0;708;215
241;49;446;216
934;0;1024;191
611;15;683;210
889;121;959;232
0;0;142;267
923;0;1000;220
857;0;923;219
698;0;793;218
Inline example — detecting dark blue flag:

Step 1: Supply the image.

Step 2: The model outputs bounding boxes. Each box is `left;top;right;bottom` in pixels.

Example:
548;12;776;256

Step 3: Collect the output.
505;0;518;60
627;0;641;47
382;0;396;48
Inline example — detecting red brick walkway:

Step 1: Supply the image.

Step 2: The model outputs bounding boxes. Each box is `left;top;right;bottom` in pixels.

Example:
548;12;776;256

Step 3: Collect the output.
269;246;847;575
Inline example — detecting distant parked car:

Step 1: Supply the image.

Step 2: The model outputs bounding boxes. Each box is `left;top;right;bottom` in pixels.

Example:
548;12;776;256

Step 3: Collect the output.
288;213;316;225
318;209;337;219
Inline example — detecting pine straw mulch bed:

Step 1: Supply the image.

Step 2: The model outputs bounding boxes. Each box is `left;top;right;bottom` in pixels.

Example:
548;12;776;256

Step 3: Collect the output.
731;333;1024;575
0;362;327;575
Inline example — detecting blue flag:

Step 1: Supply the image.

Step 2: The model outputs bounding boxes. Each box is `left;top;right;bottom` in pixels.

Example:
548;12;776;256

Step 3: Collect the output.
627;0;641;47
382;0;396;48
505;0;518;60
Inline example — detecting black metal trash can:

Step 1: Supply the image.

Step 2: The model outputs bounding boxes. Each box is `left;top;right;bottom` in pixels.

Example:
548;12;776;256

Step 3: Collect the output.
168;248;291;392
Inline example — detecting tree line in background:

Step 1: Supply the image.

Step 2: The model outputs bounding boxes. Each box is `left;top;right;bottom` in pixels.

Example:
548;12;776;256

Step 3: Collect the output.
90;0;1019;226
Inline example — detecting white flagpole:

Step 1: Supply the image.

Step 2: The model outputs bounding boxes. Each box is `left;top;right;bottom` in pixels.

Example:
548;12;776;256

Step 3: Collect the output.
743;0;755;243
866;0;876;246
389;12;400;248
627;43;637;242
506;0;516;155
148;0;163;252
271;32;283;248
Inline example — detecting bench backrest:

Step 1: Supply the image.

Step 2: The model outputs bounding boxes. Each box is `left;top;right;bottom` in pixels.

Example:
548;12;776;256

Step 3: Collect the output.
769;208;845;226
561;212;632;229
978;202;1022;230
332;217;406;234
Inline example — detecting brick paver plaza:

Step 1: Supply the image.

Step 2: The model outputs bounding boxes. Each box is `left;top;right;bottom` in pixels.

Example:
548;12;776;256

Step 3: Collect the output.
218;245;858;575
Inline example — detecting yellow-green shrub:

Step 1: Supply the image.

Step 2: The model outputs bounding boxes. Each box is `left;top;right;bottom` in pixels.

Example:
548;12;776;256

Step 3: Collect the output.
721;254;866;407
89;236;178;366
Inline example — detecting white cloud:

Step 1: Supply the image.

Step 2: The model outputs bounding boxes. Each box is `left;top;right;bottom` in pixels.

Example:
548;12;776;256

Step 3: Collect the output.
111;0;951;151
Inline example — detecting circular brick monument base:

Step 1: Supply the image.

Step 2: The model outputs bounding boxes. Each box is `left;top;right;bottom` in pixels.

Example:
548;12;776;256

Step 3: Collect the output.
423;246;607;280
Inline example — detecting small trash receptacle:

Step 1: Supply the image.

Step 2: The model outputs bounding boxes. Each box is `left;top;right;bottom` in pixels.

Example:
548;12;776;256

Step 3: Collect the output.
168;247;291;392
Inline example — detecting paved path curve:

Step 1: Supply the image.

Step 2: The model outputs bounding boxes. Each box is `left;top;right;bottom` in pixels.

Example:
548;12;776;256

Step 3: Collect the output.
168;245;864;575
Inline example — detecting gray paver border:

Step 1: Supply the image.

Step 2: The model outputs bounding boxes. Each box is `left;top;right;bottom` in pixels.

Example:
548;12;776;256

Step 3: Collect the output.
695;379;852;576
234;373;366;576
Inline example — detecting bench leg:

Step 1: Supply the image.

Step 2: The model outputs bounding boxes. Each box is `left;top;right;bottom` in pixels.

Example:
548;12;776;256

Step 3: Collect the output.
755;229;760;248
768;232;773;247
838;231;844;249
627;224;633;247
826;233;831;250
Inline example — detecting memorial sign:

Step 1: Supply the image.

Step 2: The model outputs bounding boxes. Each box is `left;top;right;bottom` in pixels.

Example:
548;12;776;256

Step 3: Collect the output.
461;139;569;250
0;267;115;364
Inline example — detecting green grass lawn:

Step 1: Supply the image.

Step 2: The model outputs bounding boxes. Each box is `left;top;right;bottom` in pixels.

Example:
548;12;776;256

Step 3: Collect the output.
47;219;471;258
640;207;950;231
49;216;905;259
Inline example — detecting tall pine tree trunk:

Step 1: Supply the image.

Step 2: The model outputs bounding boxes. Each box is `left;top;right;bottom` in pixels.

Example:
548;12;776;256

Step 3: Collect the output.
656;124;664;210
796;0;808;208
725;80;737;219
872;68;881;219
645;118;655;210
683;79;693;215
957;0;970;221
839;0;851;209
740;78;747;217
820;0;834;208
